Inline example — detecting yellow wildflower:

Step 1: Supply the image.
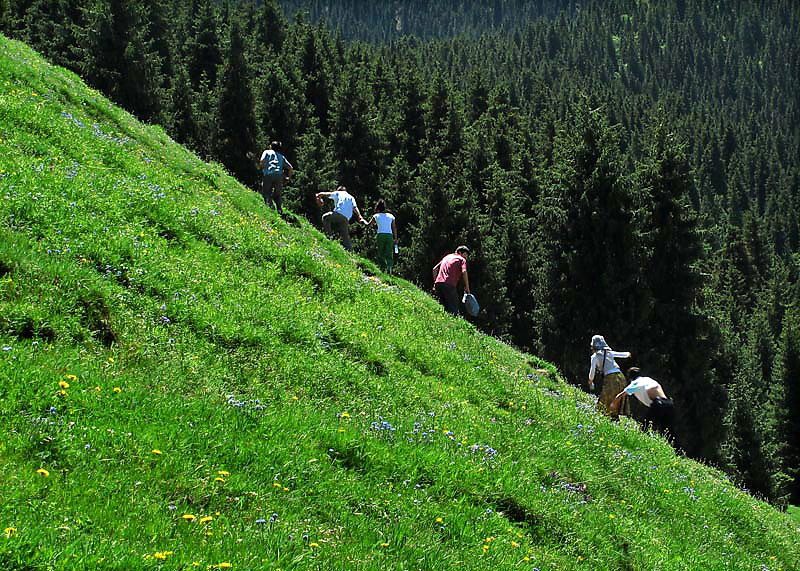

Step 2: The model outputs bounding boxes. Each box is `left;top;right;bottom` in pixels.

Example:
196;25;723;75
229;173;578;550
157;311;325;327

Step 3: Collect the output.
199;516;213;524
217;470;230;477
58;390;67;397
339;411;350;419
380;542;390;547
214;477;225;483
4;527;16;538
435;517;443;524
309;542;320;548
153;551;173;560
65;374;77;381
94;386;102;392
151;449;162;455
36;468;49;477
511;541;520;548
272;482;282;488
217;564;232;570
182;514;196;522
113;387;122;393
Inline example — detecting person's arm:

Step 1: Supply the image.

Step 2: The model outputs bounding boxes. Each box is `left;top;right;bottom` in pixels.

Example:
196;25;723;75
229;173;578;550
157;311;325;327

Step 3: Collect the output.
283;158;294;179
461;267;470;294
613;351;631;359
366;214;376;227
353;205;368;225
609;391;626;415
432;262;441;284
588;354;597;390
392;219;398;242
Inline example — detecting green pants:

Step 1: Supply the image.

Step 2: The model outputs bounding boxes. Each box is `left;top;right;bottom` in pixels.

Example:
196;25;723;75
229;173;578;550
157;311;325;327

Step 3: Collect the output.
376;233;394;273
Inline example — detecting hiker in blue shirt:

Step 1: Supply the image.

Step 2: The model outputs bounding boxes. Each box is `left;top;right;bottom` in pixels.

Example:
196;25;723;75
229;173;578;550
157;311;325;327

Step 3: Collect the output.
259;141;293;214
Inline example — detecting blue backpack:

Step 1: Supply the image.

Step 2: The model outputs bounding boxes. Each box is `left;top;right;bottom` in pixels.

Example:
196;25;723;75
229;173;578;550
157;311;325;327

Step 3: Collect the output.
263;150;285;179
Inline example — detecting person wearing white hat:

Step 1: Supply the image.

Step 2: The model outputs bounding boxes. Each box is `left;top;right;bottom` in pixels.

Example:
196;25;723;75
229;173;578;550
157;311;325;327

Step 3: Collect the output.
587;334;631;419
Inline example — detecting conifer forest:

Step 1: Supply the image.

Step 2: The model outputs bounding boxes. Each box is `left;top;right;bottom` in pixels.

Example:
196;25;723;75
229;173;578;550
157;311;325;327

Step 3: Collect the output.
3;0;799;507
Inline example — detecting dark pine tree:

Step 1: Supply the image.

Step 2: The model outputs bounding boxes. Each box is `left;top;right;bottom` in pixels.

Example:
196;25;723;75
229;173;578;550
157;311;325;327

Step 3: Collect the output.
214;19;258;186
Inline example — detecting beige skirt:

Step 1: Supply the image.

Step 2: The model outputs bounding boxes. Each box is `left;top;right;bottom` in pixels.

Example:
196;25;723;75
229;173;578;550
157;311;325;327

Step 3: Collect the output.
597;372;629;418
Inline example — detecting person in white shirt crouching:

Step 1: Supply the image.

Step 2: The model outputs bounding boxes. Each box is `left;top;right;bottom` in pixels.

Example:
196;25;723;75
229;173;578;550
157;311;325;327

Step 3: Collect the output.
611;367;675;440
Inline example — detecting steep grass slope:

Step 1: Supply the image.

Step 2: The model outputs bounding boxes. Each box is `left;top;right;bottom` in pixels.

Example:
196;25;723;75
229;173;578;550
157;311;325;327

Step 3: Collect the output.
0;36;798;570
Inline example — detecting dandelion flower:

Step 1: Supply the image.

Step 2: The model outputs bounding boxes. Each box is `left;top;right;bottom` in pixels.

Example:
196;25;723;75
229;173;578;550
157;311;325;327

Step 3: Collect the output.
338;411;350;419
511;541;520;548
435;517;443;524
214;477;225;483
151;449;162;455
380;542;389;548
272;482;282;489
94;386;102;392
182;514;196;522
58;390;67;397
3;527;16;538
113;387;122;393
217;470;230;477
36;468;49;477
65;374;77;381
199;516;213;524
309;542;319;548
153;551;173;560
59;381;70;389
217;564;232;570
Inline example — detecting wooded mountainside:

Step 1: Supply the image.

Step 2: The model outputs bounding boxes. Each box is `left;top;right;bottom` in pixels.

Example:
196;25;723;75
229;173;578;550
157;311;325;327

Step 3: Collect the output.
3;0;799;507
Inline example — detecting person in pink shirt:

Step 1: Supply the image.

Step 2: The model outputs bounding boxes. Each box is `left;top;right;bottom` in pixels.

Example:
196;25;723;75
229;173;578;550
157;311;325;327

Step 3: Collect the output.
432;246;471;315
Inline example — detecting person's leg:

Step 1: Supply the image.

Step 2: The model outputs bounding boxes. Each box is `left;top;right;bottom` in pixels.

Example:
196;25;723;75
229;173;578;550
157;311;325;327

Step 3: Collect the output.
435;283;460;315
376;233;393;272
322;211;333;235
650;398;675;440
335;214;352;250
260;174;272;205
272;179;284;214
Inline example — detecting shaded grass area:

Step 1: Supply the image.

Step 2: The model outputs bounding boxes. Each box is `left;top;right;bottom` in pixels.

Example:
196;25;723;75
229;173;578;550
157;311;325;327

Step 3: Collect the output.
0;35;799;570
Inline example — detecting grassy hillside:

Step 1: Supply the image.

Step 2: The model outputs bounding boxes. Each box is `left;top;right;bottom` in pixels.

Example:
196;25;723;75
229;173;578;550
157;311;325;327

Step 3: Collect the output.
0;35;798;570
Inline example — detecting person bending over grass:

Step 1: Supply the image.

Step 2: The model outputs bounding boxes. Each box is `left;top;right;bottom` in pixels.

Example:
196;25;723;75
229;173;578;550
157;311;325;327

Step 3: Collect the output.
432;246;471;316
366;199;398;273
587;334;631;419
315;186;368;251
610;368;675;440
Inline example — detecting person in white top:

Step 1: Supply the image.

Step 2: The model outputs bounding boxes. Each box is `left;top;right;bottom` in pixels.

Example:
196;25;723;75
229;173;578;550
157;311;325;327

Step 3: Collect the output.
367;199;398;273
610;368;675;439
258;141;293;214
587;334;631;419
315;186;368;251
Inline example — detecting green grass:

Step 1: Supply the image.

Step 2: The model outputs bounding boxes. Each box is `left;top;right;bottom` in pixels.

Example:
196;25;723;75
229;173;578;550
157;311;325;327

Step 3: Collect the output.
0;34;798;570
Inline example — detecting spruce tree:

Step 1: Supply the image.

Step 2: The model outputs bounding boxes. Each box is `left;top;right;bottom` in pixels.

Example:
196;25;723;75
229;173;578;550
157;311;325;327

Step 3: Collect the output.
773;307;800;504
214;18;258;186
